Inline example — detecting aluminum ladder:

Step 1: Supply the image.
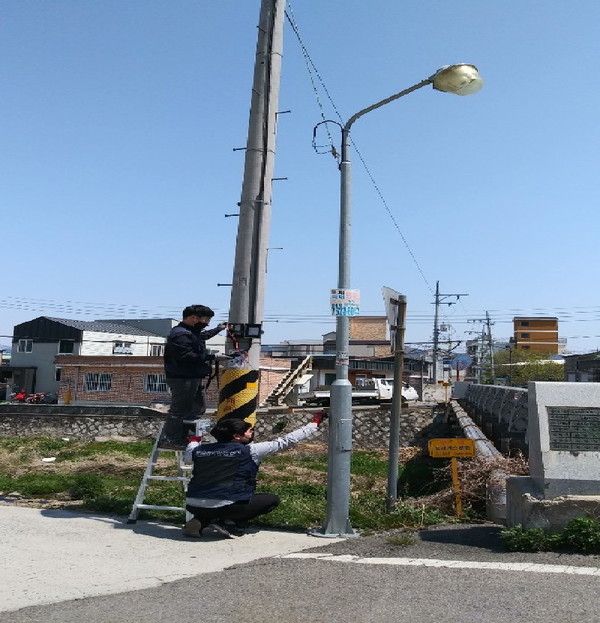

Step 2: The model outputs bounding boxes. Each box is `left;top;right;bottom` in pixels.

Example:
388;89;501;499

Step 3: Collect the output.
127;419;211;524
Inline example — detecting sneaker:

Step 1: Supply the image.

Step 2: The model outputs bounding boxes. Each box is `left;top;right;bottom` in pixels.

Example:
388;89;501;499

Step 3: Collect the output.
220;519;246;536
158;439;187;451
207;521;245;539
183;518;204;538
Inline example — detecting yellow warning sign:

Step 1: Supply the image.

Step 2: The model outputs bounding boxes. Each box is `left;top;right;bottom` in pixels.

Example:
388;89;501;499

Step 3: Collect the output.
428;438;476;458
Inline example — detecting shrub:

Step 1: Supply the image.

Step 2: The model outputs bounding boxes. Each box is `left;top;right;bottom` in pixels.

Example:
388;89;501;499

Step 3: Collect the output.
561;516;600;553
501;516;600;553
500;525;559;552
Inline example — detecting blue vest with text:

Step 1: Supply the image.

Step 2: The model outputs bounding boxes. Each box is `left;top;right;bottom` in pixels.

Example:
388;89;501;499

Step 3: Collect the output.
187;442;258;501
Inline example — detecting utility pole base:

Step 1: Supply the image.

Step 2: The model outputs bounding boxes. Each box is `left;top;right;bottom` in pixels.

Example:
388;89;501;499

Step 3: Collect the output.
309;520;358;539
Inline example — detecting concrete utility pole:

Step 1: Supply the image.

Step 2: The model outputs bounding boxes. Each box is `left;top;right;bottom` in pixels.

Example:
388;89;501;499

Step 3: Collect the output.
467;313;496;384
432;281;468;383
486;311;496;384
227;0;285;368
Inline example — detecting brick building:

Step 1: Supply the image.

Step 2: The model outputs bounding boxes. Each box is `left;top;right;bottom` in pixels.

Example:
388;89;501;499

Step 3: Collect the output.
324;316;390;359
55;355;291;408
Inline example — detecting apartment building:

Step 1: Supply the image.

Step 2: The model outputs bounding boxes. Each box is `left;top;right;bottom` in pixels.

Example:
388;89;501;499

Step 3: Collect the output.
512;317;560;354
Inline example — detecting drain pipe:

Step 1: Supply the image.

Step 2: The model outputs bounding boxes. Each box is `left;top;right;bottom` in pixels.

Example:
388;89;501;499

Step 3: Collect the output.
451;400;501;459
450;400;507;524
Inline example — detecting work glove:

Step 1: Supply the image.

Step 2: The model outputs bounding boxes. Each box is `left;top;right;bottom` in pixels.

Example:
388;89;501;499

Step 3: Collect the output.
216;322;228;331
311;412;329;427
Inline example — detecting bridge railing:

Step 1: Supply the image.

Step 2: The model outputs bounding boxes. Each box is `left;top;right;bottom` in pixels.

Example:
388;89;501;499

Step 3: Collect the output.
460;384;529;440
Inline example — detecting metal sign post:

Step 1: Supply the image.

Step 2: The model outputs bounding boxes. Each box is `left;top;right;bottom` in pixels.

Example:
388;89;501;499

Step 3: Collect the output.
428;438;476;518
382;287;406;511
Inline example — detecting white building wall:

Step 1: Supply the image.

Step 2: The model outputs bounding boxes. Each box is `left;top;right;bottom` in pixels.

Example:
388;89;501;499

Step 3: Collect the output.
79;332;165;356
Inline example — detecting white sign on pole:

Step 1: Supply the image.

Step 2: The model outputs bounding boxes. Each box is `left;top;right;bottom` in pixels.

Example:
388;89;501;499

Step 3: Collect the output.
330;289;360;316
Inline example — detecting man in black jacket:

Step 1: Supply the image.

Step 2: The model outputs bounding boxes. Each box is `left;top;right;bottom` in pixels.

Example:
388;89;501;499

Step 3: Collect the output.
161;304;229;449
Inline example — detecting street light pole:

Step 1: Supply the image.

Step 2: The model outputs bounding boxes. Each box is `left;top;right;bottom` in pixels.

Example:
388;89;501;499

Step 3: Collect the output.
315;64;483;537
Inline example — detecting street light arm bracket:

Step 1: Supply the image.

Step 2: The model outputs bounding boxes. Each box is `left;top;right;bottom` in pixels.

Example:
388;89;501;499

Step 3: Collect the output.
344;79;432;132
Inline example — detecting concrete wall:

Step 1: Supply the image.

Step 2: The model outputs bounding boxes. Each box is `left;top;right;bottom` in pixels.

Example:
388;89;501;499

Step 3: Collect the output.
0;404;435;448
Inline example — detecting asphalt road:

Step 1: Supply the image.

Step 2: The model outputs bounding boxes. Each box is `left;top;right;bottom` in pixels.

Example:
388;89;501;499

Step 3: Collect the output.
3;515;600;623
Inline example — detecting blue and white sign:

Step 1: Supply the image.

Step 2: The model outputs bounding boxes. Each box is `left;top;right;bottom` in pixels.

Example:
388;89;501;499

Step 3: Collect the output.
330;289;360;316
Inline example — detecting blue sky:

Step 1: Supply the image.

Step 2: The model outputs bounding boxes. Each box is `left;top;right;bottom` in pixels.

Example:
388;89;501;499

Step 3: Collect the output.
2;1;600;353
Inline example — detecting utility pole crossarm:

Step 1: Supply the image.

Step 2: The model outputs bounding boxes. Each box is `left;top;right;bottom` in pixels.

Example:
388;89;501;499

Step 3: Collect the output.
432;281;468;384
467;312;496;384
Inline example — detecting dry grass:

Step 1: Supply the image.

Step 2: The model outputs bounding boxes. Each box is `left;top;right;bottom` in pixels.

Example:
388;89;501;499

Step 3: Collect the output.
411;453;529;514
0;439;174;480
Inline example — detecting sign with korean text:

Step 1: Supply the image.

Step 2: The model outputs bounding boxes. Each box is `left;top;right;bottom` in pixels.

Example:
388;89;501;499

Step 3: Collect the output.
428;438;476;458
330;289;360;316
547;406;600;452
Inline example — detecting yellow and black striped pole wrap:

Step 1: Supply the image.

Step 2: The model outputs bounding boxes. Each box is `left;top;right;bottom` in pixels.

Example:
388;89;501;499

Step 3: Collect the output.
216;368;259;427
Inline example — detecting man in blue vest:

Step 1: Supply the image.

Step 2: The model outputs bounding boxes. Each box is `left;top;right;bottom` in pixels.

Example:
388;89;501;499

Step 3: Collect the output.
183;413;327;538
161;304;229;450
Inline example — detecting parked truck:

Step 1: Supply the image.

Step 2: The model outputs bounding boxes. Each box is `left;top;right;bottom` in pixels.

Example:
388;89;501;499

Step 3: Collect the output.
297;378;419;406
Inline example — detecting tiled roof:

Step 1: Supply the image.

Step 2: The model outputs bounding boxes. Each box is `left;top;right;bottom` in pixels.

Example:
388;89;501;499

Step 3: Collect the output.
44;317;163;337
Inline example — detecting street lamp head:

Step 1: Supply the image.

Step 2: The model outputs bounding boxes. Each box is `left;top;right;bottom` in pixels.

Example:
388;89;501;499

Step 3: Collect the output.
431;64;483;96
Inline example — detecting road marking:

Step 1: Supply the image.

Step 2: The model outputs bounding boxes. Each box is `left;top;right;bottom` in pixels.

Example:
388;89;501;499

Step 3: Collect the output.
280;553;600;576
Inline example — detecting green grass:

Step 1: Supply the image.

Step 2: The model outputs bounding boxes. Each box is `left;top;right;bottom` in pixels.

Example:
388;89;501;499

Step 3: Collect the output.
0;436;453;531
351;451;390;478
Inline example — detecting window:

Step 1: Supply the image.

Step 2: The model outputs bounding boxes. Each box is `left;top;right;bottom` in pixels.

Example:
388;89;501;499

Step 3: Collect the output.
143;373;169;393
55;368;62;382
84;373;112;392
17;339;33;353
150;344;165;357
58;340;75;354
521;333;530;339
113;342;134;355
520;321;530;327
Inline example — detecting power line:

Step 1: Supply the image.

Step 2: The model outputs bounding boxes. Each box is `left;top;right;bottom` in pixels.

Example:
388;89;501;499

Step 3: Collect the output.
6;296;600;324
285;4;434;294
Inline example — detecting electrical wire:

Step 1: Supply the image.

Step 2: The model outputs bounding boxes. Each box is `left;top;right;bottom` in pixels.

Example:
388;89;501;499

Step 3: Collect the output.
6;296;600;326
285;3;433;296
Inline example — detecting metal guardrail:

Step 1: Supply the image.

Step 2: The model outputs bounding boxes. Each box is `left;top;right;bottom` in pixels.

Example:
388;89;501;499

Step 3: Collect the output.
461;384;529;436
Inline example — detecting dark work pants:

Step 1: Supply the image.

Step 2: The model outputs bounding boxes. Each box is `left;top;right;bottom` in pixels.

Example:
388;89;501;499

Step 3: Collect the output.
186;493;280;525
163;377;205;442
